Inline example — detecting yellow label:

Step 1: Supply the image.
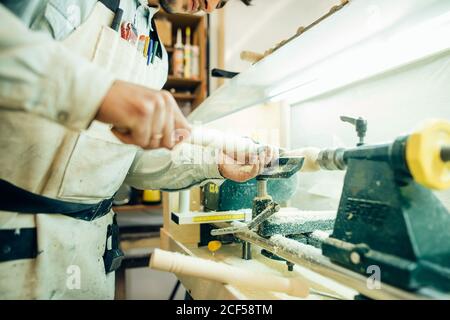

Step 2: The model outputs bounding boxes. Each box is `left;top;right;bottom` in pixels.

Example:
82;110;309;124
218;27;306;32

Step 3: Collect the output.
193;214;245;223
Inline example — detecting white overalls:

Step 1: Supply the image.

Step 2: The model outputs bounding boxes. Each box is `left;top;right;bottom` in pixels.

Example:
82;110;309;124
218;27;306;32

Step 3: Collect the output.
0;2;222;299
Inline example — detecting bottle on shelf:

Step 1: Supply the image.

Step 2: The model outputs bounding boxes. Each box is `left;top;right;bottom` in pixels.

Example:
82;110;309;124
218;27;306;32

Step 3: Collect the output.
191;45;200;79
184;27;192;79
172;28;184;78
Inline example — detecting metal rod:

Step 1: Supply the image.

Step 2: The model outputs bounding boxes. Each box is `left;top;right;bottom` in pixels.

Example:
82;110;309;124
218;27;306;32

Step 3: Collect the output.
247;203;279;230
242;242;252;260
210;204;279;236
219;224;430;300
169;280;181;300
257;179;268;197
210;225;247;236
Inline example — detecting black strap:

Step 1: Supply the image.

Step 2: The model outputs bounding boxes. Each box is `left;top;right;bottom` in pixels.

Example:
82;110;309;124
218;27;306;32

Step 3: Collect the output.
0;180;121;270
103;216;124;274
0;224;124;273
0;179;113;221
0;228;37;263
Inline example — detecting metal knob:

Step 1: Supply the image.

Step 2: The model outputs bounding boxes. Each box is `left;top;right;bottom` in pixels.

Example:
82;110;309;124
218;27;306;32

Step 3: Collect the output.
340;116;367;146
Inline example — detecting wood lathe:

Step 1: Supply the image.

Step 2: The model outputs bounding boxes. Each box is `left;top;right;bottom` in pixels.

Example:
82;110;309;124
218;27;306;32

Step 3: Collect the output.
155;118;450;300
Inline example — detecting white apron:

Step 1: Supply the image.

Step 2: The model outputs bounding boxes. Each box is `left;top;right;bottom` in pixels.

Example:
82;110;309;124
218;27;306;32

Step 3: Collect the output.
0;2;168;299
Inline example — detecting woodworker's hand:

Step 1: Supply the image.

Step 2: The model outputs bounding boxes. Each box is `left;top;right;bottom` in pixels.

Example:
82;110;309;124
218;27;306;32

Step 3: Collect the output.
218;145;279;182
96;80;191;149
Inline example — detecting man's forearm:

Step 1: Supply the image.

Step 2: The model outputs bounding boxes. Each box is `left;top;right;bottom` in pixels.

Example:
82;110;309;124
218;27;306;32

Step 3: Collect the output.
125;144;224;191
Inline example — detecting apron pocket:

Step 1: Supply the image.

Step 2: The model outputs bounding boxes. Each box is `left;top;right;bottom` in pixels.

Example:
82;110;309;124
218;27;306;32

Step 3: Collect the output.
93;26;168;90
58;133;136;201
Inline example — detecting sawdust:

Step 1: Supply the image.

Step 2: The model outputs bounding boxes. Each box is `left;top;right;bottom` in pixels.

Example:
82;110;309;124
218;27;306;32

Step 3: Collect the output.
267;210;336;225
259;209;336;237
270;235;323;264
230;220;325;265
310;230;331;242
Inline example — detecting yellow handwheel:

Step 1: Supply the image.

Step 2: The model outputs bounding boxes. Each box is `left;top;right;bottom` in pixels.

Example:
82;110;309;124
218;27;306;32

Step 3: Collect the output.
406;119;450;190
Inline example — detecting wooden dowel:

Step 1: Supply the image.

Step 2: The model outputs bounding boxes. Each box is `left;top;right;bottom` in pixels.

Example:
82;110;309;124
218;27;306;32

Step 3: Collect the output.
150;249;310;298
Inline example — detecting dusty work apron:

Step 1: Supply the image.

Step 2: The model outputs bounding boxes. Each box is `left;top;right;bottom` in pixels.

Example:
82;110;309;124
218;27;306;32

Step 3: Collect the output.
0;1;168;299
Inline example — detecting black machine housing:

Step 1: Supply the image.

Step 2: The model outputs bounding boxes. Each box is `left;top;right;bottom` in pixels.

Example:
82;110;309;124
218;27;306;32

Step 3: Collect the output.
322;137;450;293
